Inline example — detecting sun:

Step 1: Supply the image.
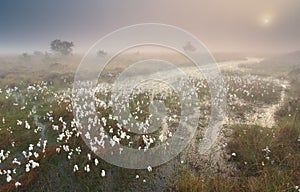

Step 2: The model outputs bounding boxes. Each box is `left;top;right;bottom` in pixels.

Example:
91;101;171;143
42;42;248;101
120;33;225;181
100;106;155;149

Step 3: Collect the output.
264;18;270;24
261;15;272;26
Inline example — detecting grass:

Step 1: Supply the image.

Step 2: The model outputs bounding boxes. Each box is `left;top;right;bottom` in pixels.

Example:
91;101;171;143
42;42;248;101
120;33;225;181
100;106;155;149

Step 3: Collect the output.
1;82;297;191
172;73;298;191
174;119;300;192
173;74;300;191
0;55;299;191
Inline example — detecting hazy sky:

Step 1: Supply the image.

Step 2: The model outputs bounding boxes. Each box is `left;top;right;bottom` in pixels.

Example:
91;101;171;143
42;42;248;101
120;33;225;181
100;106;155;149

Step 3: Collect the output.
1;0;300;54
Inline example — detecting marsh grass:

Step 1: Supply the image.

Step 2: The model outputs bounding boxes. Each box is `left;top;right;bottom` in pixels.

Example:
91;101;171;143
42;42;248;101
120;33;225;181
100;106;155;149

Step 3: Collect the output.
0;57;298;192
174;120;300;192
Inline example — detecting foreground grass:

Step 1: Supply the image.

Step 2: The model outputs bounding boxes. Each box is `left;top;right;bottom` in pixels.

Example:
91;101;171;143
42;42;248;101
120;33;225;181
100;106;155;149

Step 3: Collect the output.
0;56;298;191
175;119;300;192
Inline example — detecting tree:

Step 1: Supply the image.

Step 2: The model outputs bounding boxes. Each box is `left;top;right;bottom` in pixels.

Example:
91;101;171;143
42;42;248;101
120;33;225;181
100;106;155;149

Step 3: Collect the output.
183;41;196;52
50;39;74;55
97;49;107;57
33;51;43;56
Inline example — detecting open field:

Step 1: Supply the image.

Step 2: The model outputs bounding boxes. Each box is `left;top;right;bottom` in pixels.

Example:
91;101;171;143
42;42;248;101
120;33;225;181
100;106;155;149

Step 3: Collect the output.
0;52;299;192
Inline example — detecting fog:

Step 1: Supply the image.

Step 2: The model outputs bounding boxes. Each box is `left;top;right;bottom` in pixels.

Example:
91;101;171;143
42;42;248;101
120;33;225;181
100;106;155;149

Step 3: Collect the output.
1;0;300;54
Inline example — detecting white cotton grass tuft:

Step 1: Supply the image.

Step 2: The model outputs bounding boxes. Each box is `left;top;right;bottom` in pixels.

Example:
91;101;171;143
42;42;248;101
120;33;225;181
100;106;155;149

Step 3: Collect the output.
94;158;99;166
73;164;79;173
25;165;30;172
147;165;152;172
101;169;105;177
6;174;12;183
84;164;90;173
15;181;22;188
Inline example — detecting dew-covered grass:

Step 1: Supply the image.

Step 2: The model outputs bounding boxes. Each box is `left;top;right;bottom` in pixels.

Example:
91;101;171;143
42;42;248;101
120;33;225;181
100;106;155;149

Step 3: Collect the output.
0;63;299;191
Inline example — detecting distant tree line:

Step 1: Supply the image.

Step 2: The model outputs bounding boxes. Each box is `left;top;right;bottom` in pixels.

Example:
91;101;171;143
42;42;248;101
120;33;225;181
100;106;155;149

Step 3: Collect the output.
21;39;109;57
